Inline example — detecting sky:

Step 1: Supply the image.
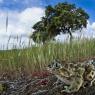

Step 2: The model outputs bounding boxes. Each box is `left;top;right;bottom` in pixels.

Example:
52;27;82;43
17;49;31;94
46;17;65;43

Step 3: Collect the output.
0;0;95;49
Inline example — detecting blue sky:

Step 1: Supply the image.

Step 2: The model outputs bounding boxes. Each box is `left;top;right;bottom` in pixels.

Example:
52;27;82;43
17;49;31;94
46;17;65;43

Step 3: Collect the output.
0;0;95;50
0;0;95;22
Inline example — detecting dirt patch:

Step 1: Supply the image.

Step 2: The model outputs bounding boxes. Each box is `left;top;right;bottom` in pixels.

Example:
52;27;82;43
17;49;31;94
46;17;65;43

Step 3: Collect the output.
0;71;95;95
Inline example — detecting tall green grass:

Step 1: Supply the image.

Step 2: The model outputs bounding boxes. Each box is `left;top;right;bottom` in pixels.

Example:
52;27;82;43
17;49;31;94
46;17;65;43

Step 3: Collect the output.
0;38;95;77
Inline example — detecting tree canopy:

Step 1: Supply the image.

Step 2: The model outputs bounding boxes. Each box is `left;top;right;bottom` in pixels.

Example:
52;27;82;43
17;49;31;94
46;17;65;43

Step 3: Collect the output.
31;2;89;43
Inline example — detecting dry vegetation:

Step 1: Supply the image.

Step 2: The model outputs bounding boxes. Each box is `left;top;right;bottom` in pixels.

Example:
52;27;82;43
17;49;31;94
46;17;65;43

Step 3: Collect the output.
0;38;95;77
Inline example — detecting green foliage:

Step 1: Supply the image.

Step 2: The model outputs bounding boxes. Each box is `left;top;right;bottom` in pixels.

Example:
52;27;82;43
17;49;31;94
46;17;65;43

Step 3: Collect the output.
0;83;7;93
31;2;89;43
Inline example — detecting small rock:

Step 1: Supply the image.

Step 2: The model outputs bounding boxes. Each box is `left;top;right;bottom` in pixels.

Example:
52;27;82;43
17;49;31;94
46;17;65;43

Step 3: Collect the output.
32;90;48;95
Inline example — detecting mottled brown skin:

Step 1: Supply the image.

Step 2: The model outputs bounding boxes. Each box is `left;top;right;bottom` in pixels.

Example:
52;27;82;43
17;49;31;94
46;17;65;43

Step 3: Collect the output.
47;59;95;93
61;67;85;93
83;64;95;87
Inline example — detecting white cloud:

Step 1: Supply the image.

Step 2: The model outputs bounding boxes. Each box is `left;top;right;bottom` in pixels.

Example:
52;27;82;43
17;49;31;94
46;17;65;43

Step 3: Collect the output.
56;21;95;42
0;7;44;50
91;22;95;31
0;6;95;49
19;7;45;28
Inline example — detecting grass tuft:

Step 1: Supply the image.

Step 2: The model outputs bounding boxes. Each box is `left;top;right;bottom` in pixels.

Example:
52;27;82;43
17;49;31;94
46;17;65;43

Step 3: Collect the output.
0;38;95;76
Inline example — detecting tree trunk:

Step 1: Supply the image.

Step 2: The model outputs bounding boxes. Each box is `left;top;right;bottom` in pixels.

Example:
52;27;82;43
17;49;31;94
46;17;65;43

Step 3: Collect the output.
68;30;73;43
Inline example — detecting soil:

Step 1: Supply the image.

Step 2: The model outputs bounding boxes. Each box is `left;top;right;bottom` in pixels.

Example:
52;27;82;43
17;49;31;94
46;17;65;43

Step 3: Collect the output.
0;70;95;95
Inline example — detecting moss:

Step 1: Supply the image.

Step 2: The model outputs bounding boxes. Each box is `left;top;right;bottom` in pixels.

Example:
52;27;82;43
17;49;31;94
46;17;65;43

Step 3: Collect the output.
0;83;8;93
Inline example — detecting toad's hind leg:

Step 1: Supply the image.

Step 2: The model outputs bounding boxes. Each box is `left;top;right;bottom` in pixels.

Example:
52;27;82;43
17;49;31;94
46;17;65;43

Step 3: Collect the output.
61;77;83;93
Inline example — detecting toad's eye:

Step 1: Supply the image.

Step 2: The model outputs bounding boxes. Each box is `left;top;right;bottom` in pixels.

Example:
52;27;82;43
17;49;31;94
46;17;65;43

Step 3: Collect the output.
56;63;59;67
55;63;62;69
53;63;59;69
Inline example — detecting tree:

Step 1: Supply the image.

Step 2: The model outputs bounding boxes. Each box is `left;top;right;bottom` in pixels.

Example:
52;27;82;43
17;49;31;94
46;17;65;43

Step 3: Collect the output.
31;2;89;43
